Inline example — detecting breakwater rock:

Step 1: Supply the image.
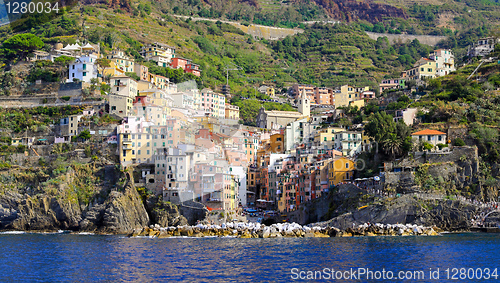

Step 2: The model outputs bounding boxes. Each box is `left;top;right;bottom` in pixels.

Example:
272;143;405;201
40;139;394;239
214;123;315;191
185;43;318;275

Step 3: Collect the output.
130;222;439;238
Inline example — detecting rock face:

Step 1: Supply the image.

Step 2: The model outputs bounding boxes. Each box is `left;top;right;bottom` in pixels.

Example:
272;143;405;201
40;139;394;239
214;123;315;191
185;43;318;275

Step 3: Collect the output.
0;166;153;234
147;197;188;228
316;194;479;232
0;191;82;231
312;0;408;23
0;178;150;234
94;184;150;234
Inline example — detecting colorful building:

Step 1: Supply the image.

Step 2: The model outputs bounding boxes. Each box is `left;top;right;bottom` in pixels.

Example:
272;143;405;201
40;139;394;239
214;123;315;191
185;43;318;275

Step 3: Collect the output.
328;157;355;186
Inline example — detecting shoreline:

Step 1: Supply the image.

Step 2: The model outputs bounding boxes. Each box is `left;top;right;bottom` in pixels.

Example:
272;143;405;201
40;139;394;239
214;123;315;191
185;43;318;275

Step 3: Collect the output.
0;228;495;237
129;222;441;238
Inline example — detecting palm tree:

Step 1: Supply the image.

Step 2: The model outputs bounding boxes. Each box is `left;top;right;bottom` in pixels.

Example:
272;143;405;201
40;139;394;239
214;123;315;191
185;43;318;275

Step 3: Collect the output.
382;133;402;160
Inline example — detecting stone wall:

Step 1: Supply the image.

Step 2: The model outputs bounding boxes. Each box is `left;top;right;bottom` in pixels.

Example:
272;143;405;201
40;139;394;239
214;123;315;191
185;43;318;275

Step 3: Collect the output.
179;200;208;225
365;32;447;46
385;146;479;191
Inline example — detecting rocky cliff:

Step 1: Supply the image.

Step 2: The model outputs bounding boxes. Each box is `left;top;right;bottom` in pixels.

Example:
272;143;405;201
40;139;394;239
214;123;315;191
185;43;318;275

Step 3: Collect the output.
0;162;197;234
320;194;479;231
288;184;484;232
310;0;408;23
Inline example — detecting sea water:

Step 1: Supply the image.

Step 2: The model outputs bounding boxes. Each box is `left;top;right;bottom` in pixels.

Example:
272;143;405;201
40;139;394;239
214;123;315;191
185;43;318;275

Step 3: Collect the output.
0;232;499;282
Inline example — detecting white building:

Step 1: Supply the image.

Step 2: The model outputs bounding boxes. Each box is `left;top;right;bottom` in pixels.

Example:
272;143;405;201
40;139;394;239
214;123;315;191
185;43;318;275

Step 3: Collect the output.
155;147;190;192
411;129;447;148
171;92;194;109
429;49;455;77
467;37;499;58
110;76;138;98
229;166;247;207
67;54;98;83
141;43;176;67
394;108;418;126
284;118;309;152
334;131;363;157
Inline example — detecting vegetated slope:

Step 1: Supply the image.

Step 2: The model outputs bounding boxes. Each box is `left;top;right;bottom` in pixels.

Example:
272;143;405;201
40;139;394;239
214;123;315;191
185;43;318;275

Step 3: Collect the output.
0;0;496;126
270;23;434;88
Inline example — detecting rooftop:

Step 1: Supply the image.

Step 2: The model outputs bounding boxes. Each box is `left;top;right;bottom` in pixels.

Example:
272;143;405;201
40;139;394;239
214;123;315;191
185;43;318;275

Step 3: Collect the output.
411;129;446;136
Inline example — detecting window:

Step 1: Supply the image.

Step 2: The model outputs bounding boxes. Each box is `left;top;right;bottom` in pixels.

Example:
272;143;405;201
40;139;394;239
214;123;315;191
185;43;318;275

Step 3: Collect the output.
138;150;141;155
438;136;442;141
83;72;87;76
427;136;431;141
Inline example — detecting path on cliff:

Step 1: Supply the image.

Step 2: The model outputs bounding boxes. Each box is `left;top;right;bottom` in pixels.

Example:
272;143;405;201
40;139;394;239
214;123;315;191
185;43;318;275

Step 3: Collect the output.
171;15;303;40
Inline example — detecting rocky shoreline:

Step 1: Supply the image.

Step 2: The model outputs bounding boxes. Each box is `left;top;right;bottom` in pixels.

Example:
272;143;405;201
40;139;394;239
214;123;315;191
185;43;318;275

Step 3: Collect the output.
129;222;440;238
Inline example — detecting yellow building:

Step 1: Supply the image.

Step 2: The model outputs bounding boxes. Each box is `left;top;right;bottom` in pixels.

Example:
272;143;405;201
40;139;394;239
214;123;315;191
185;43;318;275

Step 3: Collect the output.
224;175;237;210
267;87;275;98
244;137;255;164
106;50;135;73
137;80;156;91
328;157;355;186
335;85;356;107
349;99;365;109
314;127;344;144
270;133;284;154
138;89;173;115
146;73;170;91
225;103;240;120
102;61;125;78
407;58;436;80
195;116;220;133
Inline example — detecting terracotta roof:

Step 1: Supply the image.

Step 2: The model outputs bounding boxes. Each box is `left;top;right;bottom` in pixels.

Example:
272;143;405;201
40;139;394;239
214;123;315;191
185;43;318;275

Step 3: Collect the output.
411;129;446;136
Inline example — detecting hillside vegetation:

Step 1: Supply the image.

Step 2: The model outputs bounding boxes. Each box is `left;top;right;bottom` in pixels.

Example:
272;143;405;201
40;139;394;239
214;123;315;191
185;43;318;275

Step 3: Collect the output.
0;0;498;125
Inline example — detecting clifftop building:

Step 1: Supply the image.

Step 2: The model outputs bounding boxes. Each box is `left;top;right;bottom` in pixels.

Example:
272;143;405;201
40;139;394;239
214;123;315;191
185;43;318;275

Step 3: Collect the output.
467;37;499;58
257;90;310;129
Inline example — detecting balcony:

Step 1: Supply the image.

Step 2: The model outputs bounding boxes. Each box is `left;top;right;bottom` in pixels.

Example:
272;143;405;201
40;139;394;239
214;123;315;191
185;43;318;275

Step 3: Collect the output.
122;144;132;150
114;82;127;87
122;139;132;144
343;137;362;142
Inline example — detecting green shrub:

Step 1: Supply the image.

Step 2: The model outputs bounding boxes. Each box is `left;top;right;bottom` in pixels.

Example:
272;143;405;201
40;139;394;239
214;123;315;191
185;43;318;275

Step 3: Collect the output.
453;138;465;146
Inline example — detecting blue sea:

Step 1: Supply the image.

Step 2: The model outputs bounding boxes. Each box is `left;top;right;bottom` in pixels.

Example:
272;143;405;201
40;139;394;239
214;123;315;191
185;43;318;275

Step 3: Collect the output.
0;232;499;282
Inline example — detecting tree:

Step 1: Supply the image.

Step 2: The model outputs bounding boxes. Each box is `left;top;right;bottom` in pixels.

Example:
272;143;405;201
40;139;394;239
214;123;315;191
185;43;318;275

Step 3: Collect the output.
422;142;434;151
453;138;465;146
382;133;402;160
90;78;99;92
96;58;111;77
2;34;44;61
77;130;91;141
54;56;75;82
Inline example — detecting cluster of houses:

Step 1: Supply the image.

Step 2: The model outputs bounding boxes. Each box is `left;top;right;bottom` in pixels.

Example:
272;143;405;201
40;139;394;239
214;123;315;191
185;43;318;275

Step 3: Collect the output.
379;37;499;94
379;48;456;93
22;40;462;214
